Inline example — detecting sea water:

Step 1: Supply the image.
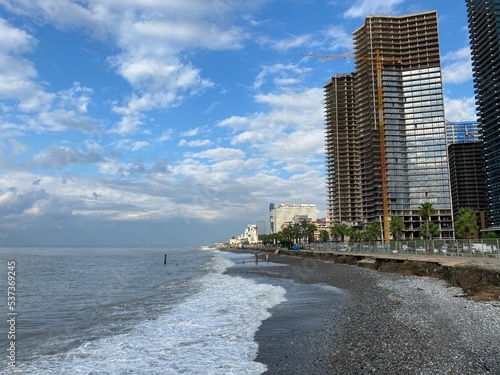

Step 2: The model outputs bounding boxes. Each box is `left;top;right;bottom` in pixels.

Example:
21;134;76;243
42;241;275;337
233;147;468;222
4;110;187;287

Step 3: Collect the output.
0;246;287;374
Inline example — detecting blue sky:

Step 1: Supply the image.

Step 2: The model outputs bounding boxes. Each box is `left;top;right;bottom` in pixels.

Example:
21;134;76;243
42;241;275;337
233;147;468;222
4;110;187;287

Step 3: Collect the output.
0;0;476;246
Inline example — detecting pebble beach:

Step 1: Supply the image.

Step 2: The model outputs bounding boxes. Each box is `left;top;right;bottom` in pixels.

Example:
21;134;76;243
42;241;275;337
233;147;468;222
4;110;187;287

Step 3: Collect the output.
226;251;500;375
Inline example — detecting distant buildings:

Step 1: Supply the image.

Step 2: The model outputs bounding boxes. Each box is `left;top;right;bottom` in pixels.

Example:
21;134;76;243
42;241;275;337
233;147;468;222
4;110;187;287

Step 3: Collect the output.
466;0;500;227
256;220;266;236
325;11;453;240
269;203;317;234
226;205;318;246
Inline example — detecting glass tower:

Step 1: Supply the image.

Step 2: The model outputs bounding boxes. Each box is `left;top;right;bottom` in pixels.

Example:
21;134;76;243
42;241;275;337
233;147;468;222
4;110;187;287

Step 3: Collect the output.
465;0;500;226
325;11;454;239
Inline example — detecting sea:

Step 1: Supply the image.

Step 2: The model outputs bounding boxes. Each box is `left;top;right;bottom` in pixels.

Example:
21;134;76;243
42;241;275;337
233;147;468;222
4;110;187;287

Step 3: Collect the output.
0;246;346;374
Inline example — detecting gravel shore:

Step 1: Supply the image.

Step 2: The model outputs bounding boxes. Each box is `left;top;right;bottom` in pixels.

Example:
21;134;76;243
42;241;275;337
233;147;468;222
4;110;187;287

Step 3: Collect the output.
227;251;500;375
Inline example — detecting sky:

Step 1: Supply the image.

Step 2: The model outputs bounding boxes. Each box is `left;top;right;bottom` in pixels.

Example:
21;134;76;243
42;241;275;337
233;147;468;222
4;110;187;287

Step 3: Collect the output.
0;0;477;246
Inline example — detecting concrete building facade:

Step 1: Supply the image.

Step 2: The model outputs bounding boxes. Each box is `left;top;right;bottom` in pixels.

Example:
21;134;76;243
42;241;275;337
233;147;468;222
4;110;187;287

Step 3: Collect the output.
325;11;454;240
325;74;363;228
465;0;500;226
269;203;317;234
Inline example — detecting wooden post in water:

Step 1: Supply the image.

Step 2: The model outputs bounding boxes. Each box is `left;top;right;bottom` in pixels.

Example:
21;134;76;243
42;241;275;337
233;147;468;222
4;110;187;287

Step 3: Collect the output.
164;254;167;265
254;253;258;263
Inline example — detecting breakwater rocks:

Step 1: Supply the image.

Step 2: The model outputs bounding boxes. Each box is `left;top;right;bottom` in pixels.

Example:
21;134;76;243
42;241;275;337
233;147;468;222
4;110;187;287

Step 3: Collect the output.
259;248;500;301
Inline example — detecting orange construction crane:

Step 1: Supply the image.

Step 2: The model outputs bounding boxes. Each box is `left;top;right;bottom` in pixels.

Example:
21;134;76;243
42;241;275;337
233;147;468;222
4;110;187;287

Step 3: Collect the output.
302;50;402;245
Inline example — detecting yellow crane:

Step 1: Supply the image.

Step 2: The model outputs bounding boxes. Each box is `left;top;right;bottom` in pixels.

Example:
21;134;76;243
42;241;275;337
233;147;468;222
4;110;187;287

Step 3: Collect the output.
302;50;402;245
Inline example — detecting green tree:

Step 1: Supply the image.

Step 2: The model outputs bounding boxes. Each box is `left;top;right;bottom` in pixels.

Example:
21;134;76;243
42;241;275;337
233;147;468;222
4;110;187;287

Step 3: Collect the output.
330;223;350;242
318;229;330;243
484;231;499;239
348;227;363;242
299;221;317;244
419;222;440;241
365;221;381;241
454;208;478;239
454;208;479;252
390;216;405;251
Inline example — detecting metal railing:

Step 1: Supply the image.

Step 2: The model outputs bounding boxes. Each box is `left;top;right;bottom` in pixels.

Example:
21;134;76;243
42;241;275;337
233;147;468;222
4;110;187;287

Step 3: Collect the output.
307;239;500;259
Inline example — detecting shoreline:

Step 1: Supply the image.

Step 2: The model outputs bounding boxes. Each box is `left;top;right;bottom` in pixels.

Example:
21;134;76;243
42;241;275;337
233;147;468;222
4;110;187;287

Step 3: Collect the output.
226;250;500;374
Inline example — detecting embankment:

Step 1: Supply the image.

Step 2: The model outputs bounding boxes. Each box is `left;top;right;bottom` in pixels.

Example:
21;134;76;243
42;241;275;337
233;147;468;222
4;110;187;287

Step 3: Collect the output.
245;248;500;301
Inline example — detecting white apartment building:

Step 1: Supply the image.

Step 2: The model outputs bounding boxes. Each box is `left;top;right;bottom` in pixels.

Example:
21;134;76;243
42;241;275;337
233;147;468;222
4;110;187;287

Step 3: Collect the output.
269;203;317;234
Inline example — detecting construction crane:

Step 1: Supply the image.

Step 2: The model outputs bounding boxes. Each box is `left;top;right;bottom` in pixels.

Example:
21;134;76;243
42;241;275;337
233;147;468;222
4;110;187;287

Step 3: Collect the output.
302;50;402;245
446;120;475;142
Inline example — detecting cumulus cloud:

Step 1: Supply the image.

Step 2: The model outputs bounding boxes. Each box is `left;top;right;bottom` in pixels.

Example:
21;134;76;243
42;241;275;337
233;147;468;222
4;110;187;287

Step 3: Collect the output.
442;47;473;84
344;0;405;18
113;139;150;151
0;18;54;112
253;64;312;91
30;145;103;169
178;139;213;147
97;158;171;177
257;33;313;52
0;187;50;215
444;96;477;122
322;25;354;51
190;147;246;161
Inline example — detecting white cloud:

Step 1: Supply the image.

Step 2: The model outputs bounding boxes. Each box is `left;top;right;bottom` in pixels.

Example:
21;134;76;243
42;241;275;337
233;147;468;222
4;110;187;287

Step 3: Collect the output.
442;47;473;84
113;139;150;151
258;34;313;52
0;19;54;112
190;147;246;161
344;0;405;18
157;129;174;142
97;158;170;176
322;25;353;51
178;139;213;147
253;64;312;91
444;96;477;122
8;139;29;155
0;17;36;53
57;82;94;113
31;145;103;169
34;109;99;133
181;127;201;137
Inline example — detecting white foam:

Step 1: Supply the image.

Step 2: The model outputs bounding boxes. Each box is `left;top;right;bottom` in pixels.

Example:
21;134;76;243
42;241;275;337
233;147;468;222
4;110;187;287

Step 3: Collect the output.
7;254;287;375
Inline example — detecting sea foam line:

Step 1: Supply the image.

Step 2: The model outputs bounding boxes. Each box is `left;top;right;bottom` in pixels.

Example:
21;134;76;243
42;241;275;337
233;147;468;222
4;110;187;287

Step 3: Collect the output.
5;254;287;375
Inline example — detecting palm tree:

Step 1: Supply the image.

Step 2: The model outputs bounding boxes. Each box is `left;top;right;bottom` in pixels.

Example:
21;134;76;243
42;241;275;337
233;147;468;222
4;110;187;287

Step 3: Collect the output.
330;223;350;243
390;216;405;252
348;227;363;242
365;221;381;241
455;208;478;238
454;208;478;253
419;222;440;241
418;202;436;254
318;229;330;243
299;220;317;244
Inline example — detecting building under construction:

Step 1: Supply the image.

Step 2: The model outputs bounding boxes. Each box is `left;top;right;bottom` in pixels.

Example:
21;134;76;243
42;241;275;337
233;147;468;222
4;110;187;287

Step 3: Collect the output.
325;11;454;240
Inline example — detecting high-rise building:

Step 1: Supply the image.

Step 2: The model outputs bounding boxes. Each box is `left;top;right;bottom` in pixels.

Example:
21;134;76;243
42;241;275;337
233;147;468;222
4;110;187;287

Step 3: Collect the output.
325;11;454;240
448;142;489;228
324;74;362;227
465;0;500;226
445;121;488;226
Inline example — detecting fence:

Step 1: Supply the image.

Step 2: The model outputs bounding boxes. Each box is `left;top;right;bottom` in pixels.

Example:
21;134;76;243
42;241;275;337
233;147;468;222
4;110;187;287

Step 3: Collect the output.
308;238;500;259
